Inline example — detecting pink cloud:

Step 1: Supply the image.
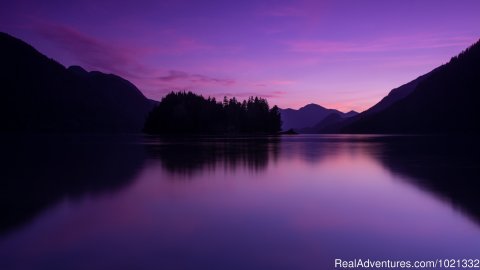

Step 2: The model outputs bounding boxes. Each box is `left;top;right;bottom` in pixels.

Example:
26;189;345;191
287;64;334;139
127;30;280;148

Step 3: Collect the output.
214;91;286;99
286;34;477;54
248;80;296;90
190;74;235;85
29;22;243;101
157;70;235;86
269;80;295;85
157;70;189;82
34;22;154;79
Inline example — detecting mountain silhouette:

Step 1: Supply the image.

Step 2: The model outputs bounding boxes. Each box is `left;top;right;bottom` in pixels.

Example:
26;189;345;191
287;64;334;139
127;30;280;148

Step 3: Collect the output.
316;39;480;134
298;113;344;133
309;74;432;133
365;74;430;116
345;39;480;134
279;103;357;131
0;32;156;133
343;110;359;118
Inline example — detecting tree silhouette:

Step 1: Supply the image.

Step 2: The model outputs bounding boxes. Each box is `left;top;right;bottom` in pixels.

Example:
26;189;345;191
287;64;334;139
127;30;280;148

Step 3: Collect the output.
143;91;282;134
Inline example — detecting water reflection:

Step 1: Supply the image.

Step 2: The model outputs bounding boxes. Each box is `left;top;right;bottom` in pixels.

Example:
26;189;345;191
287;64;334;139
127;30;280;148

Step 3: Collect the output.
1;135;480;270
145;136;280;177
2;135;480;232
279;135;480;223
107;135;480;225
373;136;480;223
0;135;146;234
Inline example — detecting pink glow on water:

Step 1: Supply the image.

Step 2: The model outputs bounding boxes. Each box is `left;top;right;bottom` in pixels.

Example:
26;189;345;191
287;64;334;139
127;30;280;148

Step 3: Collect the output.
1;135;480;269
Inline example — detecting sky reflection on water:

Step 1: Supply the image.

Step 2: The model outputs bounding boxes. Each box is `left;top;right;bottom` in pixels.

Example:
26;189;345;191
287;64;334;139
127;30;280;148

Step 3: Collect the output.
0;135;479;270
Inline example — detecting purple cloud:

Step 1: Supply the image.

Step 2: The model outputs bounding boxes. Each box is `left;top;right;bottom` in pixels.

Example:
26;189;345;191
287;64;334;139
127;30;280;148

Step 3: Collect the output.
286;34;477;54
157;70;190;82
31;22;240;100
158;70;235;86
214;90;286;99
34;22;153;79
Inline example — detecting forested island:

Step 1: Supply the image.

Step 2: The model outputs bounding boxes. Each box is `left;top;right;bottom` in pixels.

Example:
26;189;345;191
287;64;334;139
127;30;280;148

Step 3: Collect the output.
143;91;282;134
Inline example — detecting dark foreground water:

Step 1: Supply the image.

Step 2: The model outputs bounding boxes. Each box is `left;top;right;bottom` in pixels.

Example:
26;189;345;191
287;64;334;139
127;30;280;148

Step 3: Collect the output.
0;134;480;270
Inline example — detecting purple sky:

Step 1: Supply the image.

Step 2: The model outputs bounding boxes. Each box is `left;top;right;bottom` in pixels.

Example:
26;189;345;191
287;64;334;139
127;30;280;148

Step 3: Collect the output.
1;0;479;111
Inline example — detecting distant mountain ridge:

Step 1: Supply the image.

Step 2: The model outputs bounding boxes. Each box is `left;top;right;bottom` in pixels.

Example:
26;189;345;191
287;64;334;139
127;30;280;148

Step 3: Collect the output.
306;73;433;133
279;103;357;131
0;32;156;133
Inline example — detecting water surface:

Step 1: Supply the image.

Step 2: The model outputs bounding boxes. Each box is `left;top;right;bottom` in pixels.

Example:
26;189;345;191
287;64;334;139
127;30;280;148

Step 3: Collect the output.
1;134;479;270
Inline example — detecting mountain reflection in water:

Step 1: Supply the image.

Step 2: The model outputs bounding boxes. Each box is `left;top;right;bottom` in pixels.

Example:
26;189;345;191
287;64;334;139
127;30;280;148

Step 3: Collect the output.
0;134;479;270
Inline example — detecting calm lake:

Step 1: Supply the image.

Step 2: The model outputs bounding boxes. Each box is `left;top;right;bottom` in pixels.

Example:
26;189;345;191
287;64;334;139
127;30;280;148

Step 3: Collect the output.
1;134;479;270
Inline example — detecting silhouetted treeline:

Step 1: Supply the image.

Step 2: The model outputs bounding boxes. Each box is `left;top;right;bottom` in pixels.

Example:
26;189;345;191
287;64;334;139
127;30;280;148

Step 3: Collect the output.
143;91;282;134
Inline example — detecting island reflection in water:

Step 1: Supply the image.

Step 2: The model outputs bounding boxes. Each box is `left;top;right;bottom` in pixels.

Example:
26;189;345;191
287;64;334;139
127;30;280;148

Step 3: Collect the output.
0;134;479;270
